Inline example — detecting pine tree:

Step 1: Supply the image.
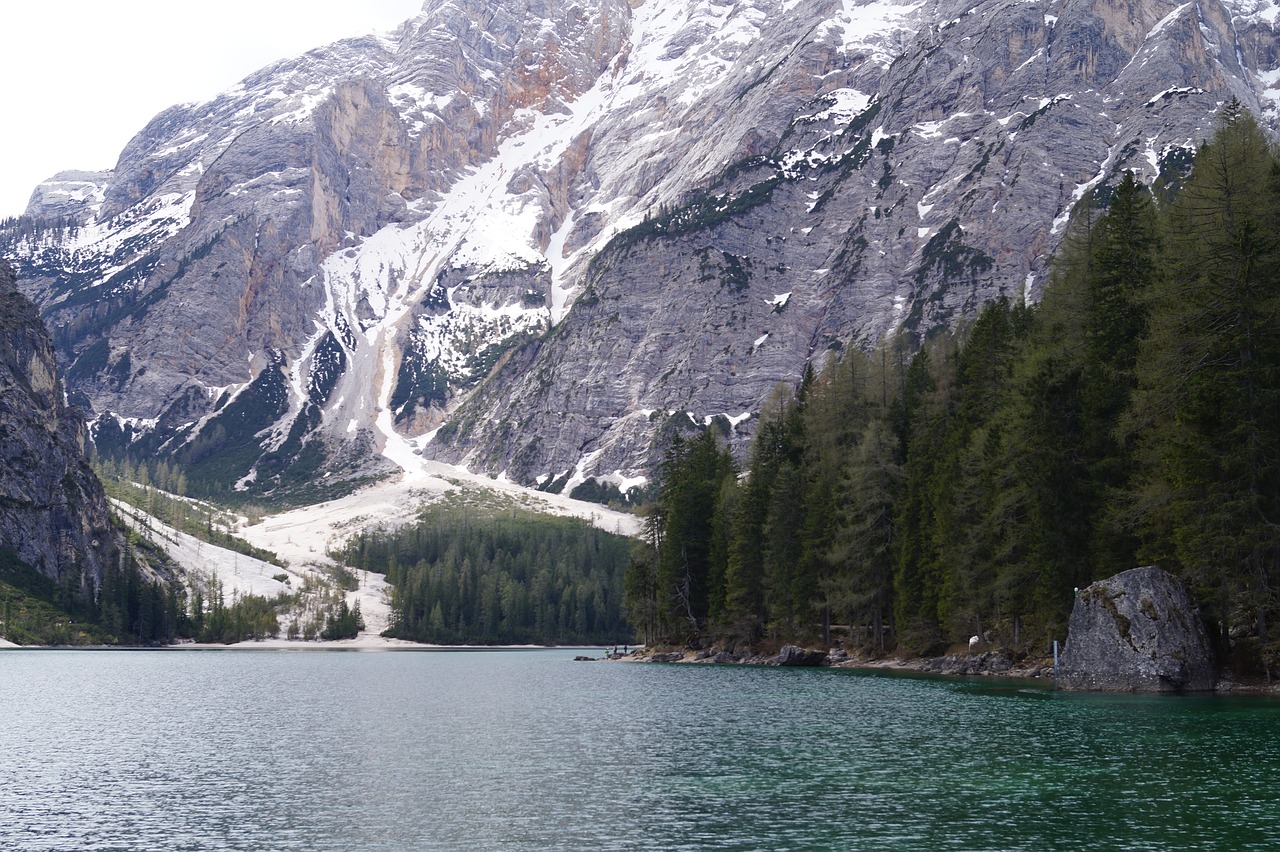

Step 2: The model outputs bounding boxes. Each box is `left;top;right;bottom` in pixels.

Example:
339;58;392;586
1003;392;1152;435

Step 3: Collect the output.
826;416;902;651
723;384;800;642
652;430;736;641
1128;103;1280;646
762;460;807;638
893;341;951;653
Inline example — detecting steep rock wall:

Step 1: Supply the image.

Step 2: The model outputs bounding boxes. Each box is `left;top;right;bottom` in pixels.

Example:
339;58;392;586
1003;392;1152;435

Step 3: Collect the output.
0;260;122;589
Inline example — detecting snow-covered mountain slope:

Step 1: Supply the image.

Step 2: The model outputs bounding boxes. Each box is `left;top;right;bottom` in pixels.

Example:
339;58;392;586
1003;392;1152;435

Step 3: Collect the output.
3;0;1279;500
111;449;639;644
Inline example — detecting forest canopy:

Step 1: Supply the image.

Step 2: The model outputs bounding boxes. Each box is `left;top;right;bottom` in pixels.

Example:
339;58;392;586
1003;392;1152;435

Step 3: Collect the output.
339;496;633;645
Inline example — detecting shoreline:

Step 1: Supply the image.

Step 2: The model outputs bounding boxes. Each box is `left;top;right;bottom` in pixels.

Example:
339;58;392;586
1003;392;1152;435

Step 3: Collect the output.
0;632;612;652
6;635;1278;692
616;646;1050;678
614;645;1280;694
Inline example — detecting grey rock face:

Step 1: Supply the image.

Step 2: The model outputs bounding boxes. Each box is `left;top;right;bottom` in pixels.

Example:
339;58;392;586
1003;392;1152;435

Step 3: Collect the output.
0;260;123;588
3;0;1279;496
420;0;1280;487
23;170;112;222
1059;566;1216;692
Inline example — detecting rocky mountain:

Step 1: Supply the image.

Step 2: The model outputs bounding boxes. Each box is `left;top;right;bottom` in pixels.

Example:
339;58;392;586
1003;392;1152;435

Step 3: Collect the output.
3;0;1278;499
0;260;124;590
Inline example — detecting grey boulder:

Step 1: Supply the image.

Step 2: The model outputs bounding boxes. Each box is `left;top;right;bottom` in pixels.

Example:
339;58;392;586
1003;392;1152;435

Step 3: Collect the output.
1059;566;1216;693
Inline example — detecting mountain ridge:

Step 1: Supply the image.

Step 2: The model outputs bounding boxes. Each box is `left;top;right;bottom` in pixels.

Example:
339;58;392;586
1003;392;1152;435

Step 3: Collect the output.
3;0;1278;499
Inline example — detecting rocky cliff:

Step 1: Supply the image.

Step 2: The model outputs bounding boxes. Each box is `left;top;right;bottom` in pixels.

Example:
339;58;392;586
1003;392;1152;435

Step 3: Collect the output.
3;0;1279;497
0;260;123;590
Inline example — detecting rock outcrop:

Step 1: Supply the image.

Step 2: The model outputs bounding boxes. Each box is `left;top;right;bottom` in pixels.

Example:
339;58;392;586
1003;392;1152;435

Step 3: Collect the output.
916;650;1016;677
767;645;828;667
1058;566;1216;692
0;260;123;590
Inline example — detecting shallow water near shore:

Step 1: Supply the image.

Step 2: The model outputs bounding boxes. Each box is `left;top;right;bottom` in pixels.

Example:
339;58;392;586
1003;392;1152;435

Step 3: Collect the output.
2;648;1278;850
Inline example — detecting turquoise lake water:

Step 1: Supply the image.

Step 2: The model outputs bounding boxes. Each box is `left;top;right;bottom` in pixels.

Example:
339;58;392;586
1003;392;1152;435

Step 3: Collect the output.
1;648;1277;850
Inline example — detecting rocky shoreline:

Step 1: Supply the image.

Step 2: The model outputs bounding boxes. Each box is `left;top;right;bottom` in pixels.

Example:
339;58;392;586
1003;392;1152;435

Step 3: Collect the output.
597;644;1052;679
598;644;1280;693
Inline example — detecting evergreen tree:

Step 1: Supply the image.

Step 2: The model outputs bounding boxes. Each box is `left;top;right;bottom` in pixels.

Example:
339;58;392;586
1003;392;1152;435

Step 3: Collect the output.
825;416;902;651
762;460;807;637
893;341;952;653
1128;103;1280;647
653;430;736;641
623;520;661;645
723;385;799;641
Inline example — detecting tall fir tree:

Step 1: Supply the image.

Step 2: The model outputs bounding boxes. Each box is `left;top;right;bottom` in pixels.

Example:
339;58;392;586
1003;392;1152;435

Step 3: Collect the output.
1128;102;1280;648
652;430;737;641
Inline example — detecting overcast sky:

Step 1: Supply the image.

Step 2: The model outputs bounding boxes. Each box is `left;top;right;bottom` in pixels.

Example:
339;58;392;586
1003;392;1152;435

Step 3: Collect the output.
0;1;426;218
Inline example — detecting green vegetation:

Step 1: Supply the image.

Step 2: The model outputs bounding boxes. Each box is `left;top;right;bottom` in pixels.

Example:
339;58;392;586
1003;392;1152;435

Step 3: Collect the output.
4;440;369;647
187;571;281;644
321;599;365;640
91;382;371;510
0;549;120;645
391;344;451;417
187;569;365;644
624;104;1280;678
567;477;646;509
174;361;290;492
339;495;632;645
0;535;183;646
87;461;370;645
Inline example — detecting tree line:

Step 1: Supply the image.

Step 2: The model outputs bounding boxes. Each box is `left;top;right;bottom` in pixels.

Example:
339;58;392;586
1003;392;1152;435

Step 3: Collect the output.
340;498;632;645
625;104;1280;677
0;531;182;646
95;457;282;566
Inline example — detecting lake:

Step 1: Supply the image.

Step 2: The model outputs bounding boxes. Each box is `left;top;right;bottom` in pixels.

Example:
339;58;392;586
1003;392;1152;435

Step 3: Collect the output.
1;648;1278;850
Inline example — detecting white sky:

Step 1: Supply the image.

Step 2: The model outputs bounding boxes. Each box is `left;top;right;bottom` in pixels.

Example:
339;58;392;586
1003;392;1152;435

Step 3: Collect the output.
0;1;426;218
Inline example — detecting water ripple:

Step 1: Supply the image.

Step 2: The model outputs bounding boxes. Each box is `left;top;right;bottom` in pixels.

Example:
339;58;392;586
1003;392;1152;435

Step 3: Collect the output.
1;651;1278;850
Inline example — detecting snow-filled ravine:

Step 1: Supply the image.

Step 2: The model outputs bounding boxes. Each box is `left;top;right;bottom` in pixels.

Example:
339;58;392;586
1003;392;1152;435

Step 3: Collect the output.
120;454;641;648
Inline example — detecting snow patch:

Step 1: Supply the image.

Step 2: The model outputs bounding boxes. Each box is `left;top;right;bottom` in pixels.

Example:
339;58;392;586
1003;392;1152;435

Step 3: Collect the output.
820;0;926;67
1258;66;1280;121
1150;3;1193;37
1146;86;1203;106
811;88;872;125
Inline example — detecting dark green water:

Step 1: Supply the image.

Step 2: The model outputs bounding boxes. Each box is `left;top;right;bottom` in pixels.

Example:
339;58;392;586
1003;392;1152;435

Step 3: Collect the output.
1;648;1277;850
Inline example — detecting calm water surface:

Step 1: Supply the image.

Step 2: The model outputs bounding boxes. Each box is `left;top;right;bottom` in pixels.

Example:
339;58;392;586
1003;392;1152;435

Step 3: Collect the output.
1;648;1277;850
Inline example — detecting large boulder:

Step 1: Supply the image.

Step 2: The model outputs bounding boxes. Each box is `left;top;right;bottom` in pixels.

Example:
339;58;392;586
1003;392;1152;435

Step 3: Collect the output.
1059;566;1216;692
